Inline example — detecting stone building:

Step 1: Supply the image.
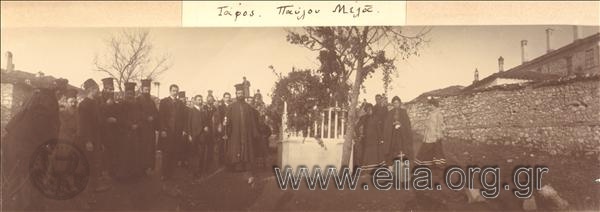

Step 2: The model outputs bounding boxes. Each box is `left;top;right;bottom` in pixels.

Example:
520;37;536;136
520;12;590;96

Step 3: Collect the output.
1;52;81;138
405;29;600;156
406;75;599;156
466;31;600;91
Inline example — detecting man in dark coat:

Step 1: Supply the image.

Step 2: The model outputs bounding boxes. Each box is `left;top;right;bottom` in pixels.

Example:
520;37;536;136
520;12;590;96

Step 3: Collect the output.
204;90;217;140
176;91;191;167
214;92;232;166
158;84;185;181
203;91;217;167
225;84;260;185
383;96;414;163
136;79;158;174
77;79;111;194
1;79;65;210
115;82;143;180
187;95;211;177
249;94;269;168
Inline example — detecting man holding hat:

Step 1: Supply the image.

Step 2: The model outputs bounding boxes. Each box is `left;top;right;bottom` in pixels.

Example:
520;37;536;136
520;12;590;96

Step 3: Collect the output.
225;83;260;186
136;79;159;175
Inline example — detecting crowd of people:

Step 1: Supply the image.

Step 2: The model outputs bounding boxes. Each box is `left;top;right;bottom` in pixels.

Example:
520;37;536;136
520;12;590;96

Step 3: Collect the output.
1;73;450;209
1;76;273;209
75;77;273;188
355;94;447;170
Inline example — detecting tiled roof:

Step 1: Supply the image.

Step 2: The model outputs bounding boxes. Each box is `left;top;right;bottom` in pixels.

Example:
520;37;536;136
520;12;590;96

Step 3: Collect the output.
1;68;81;91
463;69;560;91
463;33;600;92
410;85;464;102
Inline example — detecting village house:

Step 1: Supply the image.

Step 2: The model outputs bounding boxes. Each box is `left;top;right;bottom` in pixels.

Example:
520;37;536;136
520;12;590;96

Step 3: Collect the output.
404;27;600;158
1;51;81;138
465;28;600;92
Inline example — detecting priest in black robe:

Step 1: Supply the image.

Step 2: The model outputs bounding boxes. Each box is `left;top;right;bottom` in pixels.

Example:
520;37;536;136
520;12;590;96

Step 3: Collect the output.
115;82;143;180
225;84;260;185
98;77;122;177
136;79;158;174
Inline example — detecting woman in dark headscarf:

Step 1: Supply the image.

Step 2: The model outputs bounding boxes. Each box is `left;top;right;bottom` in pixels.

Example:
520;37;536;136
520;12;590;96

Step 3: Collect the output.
382;96;414;163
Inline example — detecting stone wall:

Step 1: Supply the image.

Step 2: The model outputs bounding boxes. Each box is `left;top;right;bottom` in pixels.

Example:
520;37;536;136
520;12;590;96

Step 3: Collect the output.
406;77;600;156
1;83;14;138
1;83;33;139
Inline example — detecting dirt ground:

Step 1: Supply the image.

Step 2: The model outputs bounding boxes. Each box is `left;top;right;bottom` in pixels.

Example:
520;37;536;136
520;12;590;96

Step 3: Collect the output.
5;138;599;211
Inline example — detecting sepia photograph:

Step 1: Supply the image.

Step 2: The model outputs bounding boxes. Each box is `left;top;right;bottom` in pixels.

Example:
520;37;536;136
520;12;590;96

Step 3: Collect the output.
1;1;599;211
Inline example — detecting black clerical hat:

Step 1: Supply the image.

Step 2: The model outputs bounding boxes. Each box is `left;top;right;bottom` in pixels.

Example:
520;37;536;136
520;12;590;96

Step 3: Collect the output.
125;82;137;92
101;77;114;90
141;79;152;88
234;83;244;91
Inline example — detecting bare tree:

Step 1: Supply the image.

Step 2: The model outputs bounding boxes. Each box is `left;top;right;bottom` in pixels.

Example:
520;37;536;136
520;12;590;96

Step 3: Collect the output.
287;26;430;166
94;29;171;91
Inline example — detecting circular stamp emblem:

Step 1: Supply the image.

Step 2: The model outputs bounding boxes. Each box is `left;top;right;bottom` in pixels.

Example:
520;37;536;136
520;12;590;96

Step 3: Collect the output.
29;139;90;200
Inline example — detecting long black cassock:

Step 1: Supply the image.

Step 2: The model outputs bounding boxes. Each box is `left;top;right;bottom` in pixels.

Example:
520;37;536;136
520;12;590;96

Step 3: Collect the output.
1;88;60;210
136;94;158;171
98;96;123;175
382;107;414;162
225;100;260;166
114;98;143;180
77;96;103;190
359;105;388;166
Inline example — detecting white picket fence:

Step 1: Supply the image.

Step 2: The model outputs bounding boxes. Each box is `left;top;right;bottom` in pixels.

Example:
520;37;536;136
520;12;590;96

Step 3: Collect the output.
280;101;348;140
278;101;353;171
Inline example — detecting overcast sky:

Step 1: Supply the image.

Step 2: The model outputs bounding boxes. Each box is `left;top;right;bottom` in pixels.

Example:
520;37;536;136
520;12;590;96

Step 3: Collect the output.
1;26;598;103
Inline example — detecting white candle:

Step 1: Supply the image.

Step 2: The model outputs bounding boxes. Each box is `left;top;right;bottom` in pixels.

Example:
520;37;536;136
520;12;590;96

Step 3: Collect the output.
328;107;333;139
341;111;345;136
320;112;325;139
334;111;339;139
